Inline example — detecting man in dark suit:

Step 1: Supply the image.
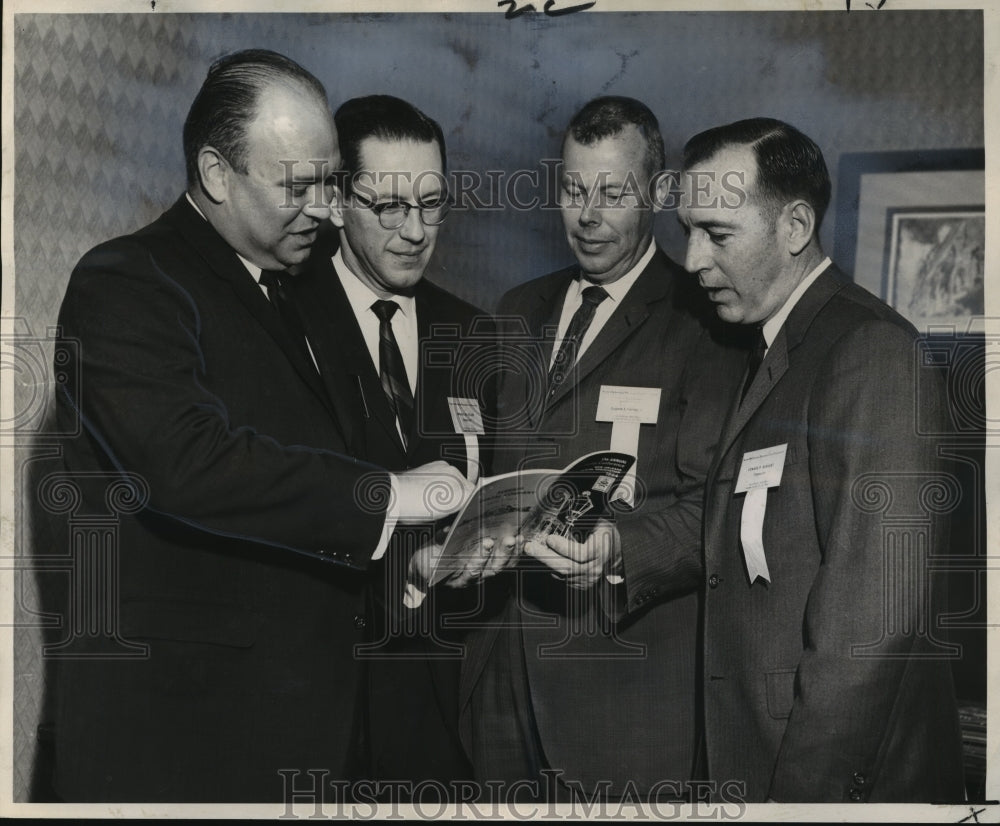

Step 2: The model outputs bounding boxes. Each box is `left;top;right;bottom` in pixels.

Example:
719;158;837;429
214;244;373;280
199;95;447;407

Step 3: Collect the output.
455;97;745;799
290;95;485;787
677;118;965;802
51;50;469;802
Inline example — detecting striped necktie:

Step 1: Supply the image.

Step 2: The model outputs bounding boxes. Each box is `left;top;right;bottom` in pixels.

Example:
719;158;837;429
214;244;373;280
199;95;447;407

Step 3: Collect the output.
371;299;414;448
547;284;609;396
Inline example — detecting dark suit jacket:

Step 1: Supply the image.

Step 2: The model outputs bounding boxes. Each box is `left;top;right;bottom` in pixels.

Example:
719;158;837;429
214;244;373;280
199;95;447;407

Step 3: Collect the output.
291;245;489;784
702;266;965;802
460;249;746;795
52;197;390;802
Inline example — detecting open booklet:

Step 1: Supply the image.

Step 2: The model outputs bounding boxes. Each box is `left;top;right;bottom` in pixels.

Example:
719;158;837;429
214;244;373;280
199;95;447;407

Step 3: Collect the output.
427;451;636;587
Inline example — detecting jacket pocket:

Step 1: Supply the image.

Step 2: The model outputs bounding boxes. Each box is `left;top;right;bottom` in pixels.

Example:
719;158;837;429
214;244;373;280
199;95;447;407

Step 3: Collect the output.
765;668;797;720
120;598;261;648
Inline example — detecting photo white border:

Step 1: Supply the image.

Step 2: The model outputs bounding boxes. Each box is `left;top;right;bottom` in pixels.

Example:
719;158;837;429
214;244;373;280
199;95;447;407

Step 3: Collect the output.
2;0;997;821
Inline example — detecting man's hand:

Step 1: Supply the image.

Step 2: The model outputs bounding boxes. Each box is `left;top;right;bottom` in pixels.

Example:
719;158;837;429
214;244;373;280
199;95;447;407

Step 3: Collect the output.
404;534;520;608
448;534;520;587
524;519;621;590
405;541;444;608
393;461;474;524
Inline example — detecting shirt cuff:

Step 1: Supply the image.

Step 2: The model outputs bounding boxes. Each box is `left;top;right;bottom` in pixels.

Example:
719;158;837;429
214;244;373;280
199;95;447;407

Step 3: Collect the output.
604;541;625;585
372;473;400;561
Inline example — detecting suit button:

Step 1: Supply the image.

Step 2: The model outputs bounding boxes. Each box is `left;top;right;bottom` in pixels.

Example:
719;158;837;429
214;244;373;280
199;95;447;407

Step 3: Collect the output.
852;772;866;787
848;789;863;802
353;615;366;630
343;553;353;565
316;549;329;557
708;574;720;588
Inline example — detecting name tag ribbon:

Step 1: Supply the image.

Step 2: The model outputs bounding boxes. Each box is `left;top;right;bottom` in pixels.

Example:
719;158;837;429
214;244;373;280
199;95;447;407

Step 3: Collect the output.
596;385;661;506
734;443;788;585
447;397;484;484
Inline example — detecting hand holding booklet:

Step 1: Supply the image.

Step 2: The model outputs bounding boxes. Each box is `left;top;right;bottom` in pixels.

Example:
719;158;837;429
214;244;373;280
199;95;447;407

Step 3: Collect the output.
425;451;635;587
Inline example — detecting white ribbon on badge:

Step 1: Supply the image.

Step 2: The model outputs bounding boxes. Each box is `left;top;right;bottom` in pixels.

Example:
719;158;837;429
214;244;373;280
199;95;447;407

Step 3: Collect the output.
447;397;484;484
596;385;661;506
734;443;788;585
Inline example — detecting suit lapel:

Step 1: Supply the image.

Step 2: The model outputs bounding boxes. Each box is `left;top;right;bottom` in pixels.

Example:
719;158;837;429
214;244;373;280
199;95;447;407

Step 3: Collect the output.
168;198;336;419
515;278;569;429
296;255;407;459
711;268;848;475
411;284;453;461
545;252;672;411
715;328;790;460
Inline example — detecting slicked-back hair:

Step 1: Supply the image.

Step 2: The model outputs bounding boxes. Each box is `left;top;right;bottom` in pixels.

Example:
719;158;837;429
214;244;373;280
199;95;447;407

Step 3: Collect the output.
683;117;831;229
334;95;446;192
564;96;665;180
182;49;329;187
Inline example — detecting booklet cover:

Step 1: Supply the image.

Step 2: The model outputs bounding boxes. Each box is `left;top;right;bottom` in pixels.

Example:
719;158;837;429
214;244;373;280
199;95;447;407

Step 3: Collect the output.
428;451;635;586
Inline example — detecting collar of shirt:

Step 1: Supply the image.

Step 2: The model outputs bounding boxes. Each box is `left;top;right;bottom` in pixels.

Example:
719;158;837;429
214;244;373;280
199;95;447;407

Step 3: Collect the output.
185;192;271;297
550;239;656;368
332;248;418;396
761;256;832;349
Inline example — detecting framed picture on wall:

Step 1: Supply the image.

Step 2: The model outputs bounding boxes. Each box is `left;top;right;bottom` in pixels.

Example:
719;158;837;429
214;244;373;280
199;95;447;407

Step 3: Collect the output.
834;149;985;333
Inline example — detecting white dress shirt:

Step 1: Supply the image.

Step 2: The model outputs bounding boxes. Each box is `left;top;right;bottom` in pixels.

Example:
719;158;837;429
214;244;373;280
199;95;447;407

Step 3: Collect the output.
332;249;419;398
549;239;657;368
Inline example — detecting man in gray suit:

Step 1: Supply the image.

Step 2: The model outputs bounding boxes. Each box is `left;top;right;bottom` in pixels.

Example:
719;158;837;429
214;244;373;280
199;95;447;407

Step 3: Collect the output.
449;97;745;800
678;117;965;802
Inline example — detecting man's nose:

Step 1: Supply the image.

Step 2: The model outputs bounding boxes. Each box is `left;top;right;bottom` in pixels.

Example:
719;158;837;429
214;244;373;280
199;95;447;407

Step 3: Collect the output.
684;233;710;274
398;206;426;243
301;184;332;221
577;201;601;226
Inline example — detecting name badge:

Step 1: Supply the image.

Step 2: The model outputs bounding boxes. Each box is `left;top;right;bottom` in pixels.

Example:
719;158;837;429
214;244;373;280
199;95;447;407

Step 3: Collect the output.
735;443;787;585
448;397;483;484
447;397;485;435
735;443;787;492
596;385;661;506
596;385;661;424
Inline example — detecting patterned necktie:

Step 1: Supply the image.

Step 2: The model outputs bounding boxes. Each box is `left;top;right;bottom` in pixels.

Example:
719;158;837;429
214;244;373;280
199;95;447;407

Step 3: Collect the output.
740;327;767;405
371;299;414;448
548;284;609;394
259;269;314;369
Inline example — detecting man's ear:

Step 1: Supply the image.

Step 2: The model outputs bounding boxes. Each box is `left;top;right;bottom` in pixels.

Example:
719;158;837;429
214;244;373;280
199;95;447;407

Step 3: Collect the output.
197;146;230;204
783;200;816;256
650;170;672;214
329;183;346;229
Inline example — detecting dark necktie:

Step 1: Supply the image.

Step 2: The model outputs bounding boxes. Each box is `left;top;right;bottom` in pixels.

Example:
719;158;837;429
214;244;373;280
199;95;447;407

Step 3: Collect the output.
548;284;609;394
740;328;767;405
260;270;314;369
371;299;414;448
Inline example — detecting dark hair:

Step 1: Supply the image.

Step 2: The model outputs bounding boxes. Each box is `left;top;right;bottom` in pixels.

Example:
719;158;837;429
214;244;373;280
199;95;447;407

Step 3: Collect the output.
564;96;665;178
182;49;328;187
682;117;831;229
334;95;446;192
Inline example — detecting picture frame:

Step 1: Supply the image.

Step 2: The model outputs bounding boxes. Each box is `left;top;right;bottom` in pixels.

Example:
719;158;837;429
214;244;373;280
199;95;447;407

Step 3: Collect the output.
833;149;985;334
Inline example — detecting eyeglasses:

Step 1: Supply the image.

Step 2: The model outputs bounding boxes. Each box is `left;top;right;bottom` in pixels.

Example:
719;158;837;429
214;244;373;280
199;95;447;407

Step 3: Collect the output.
350;191;451;230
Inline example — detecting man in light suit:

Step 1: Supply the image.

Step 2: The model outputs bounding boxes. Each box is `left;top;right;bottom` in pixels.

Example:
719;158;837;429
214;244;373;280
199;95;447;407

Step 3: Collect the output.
677;117;965;802
290;95;486;787
457;97;746;799
52;50;468;802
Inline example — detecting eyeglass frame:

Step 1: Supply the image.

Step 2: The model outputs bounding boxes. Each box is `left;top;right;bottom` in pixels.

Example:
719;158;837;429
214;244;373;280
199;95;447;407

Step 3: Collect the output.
347;188;452;230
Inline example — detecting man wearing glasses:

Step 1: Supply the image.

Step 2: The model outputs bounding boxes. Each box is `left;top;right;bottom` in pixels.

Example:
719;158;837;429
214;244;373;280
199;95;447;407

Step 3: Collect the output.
291;94;483;790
